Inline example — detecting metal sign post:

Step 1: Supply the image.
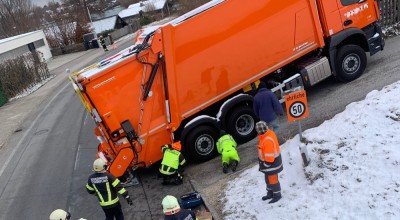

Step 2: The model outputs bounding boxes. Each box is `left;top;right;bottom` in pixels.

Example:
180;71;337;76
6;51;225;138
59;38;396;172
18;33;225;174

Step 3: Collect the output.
284;87;310;166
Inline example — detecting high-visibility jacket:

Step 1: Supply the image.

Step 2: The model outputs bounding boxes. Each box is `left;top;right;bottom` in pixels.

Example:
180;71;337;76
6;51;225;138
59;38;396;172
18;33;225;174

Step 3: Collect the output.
86;172;128;208
258;130;283;175
159;147;186;175
216;134;237;154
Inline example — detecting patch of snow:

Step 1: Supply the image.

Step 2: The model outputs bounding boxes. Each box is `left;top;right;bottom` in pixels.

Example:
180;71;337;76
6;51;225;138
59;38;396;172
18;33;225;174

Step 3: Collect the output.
382;23;400;38
223;81;400;219
91;16;117;34
216;94;252;121
184;115;216;128
119;0;167;18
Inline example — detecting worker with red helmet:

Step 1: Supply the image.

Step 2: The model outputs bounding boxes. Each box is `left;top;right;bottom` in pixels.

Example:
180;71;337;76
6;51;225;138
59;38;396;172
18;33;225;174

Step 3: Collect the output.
159;141;186;185
256;121;283;203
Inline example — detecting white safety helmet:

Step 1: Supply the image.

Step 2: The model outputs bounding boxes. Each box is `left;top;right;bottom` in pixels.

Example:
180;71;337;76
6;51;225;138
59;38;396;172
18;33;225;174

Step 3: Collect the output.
49;209;70;220
162;195;180;214
93;158;106;172
255;121;269;135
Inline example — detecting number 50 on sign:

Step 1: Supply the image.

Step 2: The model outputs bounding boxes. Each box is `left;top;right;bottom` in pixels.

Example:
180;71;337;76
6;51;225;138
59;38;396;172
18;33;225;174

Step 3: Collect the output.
284;90;309;122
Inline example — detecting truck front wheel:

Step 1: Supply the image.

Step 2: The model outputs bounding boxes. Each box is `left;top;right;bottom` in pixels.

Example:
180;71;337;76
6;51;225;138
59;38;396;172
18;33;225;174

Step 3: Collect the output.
226;106;257;144
184;125;218;162
335;44;367;82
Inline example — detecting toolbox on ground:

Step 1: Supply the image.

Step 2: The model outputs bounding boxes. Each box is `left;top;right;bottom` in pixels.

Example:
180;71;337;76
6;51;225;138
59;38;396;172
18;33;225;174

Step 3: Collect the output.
180;192;203;209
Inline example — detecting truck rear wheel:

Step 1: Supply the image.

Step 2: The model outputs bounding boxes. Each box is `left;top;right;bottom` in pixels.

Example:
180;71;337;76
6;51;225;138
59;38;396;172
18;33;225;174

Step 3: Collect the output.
184;125;218;162
335;44;367;82
226;106;257;144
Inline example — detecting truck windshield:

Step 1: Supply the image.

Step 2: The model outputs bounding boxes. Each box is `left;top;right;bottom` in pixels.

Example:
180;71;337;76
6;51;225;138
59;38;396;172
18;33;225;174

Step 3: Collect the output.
341;0;364;6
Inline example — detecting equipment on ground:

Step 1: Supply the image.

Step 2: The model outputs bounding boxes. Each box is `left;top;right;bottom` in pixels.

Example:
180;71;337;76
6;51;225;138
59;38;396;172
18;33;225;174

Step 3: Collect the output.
70;0;384;178
180;192;203;209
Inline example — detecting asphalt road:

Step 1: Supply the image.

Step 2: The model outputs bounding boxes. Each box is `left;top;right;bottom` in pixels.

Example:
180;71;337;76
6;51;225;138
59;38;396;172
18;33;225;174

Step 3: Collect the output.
0;35;399;220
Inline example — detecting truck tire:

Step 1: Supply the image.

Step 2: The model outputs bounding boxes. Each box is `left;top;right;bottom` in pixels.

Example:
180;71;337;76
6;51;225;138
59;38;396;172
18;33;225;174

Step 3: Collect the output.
226;106;257;144
184;125;218;162
335;44;367;82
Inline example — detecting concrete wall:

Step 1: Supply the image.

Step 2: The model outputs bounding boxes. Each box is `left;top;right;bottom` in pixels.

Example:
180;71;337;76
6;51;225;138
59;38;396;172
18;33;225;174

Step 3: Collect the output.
0;30;52;62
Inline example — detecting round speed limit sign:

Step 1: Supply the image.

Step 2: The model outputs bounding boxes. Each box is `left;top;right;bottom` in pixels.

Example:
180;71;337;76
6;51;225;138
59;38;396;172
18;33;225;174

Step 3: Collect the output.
289;101;306;118
284;90;309;122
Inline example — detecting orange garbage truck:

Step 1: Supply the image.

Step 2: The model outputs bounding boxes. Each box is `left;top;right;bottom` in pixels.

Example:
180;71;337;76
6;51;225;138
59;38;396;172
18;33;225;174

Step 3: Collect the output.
70;0;384;178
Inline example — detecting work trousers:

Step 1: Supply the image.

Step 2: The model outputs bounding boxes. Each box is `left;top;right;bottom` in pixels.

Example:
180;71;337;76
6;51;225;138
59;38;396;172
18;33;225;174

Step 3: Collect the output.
266;118;280;135
221;149;240;165
102;202;124;220
264;173;281;195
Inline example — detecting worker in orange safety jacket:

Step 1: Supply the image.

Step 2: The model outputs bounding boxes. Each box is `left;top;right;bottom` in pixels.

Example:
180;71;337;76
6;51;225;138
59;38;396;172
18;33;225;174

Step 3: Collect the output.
256;121;283;203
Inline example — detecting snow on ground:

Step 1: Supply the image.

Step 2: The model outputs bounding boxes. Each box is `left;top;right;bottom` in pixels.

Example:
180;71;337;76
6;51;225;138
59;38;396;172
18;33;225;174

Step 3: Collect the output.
223;81;400;220
383;23;400;37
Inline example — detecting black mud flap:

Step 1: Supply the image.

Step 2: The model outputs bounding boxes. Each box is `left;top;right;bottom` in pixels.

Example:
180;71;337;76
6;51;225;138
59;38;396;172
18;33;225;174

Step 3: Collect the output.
368;23;385;56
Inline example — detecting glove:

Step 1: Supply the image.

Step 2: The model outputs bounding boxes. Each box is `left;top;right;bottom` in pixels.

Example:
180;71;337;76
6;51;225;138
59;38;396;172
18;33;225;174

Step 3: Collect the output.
125;195;133;206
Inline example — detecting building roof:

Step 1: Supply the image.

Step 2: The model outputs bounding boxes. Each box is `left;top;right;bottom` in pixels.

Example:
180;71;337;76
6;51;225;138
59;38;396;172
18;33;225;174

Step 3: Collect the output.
92;16;117;33
119;0;166;18
92;6;125;21
0;30;44;44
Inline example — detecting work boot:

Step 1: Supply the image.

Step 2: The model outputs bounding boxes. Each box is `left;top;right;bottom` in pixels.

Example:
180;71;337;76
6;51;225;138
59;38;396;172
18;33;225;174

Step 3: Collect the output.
261;190;273;201
268;192;282;204
231;161;238;172
222;163;228;174
174;176;183;185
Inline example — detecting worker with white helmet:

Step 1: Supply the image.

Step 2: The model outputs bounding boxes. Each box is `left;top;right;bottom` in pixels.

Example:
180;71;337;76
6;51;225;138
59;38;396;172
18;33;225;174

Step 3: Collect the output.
86;158;133;220
49;209;87;220
256;121;283;203
162;195;197;220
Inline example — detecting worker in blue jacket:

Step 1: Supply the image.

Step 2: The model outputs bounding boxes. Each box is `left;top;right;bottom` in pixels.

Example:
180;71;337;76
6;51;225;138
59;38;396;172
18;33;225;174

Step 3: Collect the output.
253;81;284;134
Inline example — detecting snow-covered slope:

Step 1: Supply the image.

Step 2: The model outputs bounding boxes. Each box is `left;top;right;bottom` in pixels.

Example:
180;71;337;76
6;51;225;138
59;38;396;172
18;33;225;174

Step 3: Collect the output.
223;81;400;220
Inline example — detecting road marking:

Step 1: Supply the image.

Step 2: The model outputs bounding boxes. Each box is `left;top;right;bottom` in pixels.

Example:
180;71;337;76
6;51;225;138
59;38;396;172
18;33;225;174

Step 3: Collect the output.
74;144;81;170
0;82;71;179
83;112;89;126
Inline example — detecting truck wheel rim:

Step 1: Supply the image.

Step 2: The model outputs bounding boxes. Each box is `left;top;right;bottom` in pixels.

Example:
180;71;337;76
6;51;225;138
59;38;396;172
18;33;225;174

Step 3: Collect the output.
342;53;360;74
235;114;254;136
195;134;214;155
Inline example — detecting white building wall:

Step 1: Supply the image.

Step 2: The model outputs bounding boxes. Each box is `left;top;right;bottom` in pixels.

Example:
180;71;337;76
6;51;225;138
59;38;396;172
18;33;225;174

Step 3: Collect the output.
0;30;52;62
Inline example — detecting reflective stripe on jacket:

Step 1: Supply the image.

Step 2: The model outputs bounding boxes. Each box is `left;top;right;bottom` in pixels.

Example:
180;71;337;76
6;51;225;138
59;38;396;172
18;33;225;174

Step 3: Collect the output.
258;130;283;175
216;134;237;154
159;147;185;175
86;172;128;208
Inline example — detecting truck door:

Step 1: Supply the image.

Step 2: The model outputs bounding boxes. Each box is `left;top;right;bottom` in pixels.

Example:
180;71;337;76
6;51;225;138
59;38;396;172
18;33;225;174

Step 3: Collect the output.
336;0;378;29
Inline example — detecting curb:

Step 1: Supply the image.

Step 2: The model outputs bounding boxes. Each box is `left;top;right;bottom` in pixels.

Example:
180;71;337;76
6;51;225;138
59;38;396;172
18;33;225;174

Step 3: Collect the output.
189;179;221;220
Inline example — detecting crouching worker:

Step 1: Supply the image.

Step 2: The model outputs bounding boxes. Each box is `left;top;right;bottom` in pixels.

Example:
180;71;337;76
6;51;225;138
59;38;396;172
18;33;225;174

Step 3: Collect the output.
216;130;240;173
256;121;283;203
162;195;197;220
159;141;186;185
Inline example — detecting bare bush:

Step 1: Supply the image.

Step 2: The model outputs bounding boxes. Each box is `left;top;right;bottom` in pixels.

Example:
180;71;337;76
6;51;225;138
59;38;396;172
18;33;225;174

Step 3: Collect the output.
0;0;42;38
0;52;50;98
